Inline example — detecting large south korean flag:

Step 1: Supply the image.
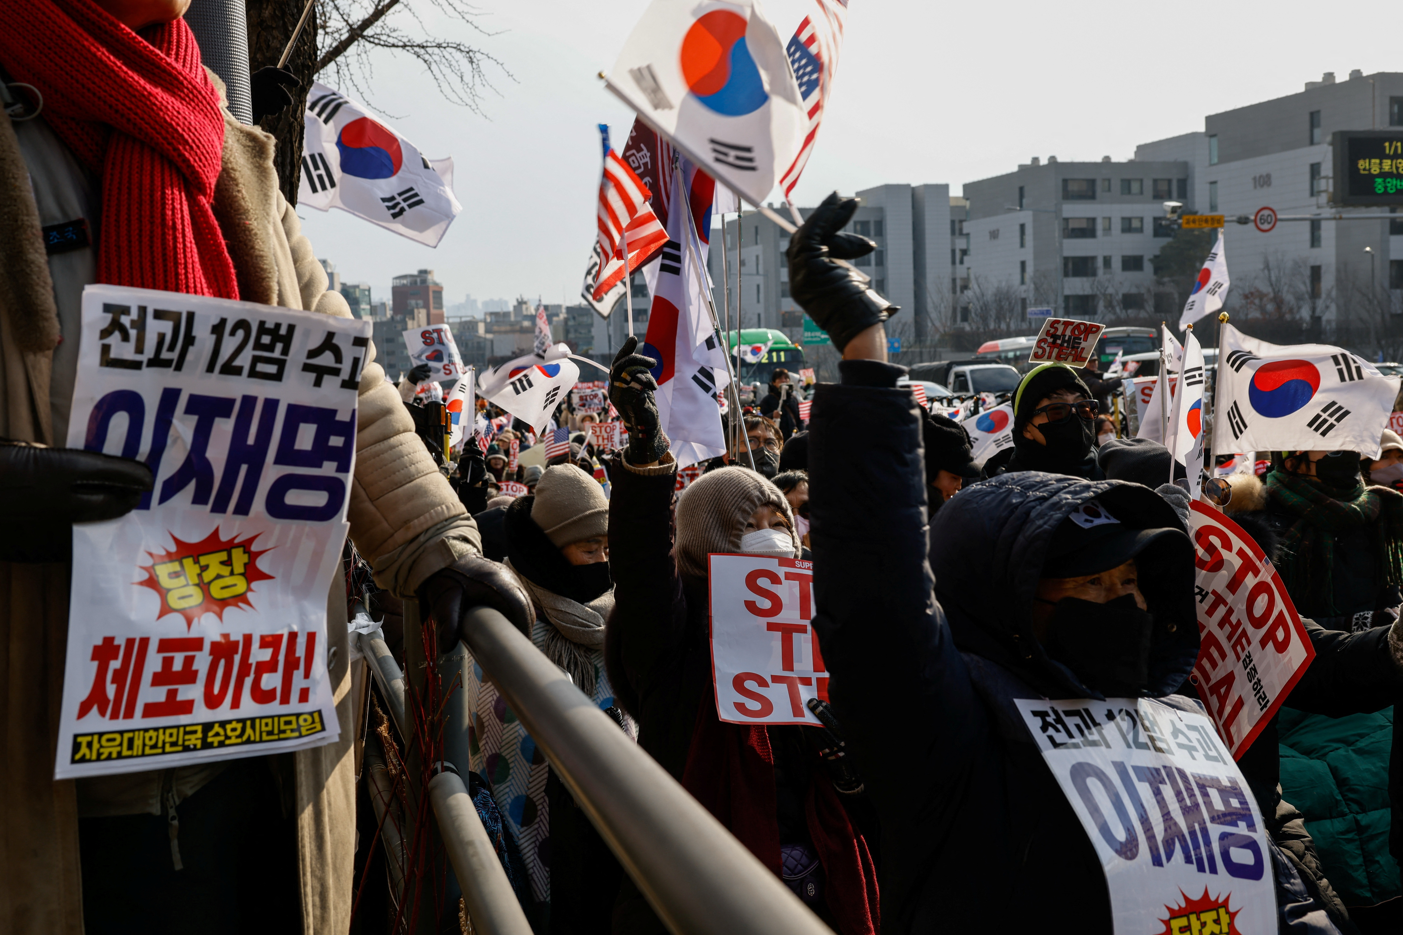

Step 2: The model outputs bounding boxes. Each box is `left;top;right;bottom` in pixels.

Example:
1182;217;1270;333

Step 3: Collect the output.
298;82;462;247
1214;324;1401;459
607;1;806;205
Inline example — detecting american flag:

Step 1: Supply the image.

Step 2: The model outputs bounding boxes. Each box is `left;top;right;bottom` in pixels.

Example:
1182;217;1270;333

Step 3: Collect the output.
544;426;572;461
778;1;849;201
593;148;668;302
798;399;812;421
910;384;929;410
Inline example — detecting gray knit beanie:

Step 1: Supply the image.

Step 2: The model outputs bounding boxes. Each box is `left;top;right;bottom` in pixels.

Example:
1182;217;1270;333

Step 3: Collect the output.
530;465;609;548
674;466;800;580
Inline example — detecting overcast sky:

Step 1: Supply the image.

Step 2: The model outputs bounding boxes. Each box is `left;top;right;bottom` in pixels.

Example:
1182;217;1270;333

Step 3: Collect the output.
296;0;1403;310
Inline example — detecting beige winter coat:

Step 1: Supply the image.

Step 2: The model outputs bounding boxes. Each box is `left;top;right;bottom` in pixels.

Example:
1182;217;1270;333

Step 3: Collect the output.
0;80;480;934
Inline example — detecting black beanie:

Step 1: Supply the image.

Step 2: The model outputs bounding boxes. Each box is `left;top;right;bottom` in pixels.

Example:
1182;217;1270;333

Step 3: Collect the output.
922;414;981;481
779;431;808;473
1098;437;1187;488
1012;364;1091;426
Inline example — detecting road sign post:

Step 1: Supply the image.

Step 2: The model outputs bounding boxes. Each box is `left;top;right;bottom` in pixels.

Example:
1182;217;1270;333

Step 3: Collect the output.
1181;214;1225;229
1027;306;1054;319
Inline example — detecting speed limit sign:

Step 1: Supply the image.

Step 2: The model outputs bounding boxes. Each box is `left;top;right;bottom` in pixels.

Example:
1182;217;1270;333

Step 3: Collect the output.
1253;206;1278;232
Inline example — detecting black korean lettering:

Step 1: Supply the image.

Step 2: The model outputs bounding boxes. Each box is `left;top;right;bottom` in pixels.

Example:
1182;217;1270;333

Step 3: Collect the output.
146;309;196;371
301;331;344;388
249;321;295;382
98;303;147;370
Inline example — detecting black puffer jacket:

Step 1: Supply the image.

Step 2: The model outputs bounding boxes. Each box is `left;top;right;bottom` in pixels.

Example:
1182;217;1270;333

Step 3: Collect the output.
808;359;1201;933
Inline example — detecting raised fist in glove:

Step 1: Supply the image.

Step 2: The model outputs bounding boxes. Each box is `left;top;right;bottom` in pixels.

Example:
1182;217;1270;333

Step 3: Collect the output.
0;440;153;562
250;66;301;124
406;363;433;386
787;192;899;352
609;335;669;465
419;554;535;652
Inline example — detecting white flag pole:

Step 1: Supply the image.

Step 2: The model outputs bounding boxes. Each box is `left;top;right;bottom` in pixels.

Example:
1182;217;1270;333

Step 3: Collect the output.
623;227;633;338
1158;322;1171;448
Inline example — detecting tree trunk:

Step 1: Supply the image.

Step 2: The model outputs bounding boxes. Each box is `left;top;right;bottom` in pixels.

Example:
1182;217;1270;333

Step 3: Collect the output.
245;0;318;206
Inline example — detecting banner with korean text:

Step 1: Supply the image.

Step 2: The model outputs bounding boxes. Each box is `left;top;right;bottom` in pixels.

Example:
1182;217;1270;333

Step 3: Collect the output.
1186;500;1314;760
55;285;365;778
709;553;823;726
1016;697;1274;934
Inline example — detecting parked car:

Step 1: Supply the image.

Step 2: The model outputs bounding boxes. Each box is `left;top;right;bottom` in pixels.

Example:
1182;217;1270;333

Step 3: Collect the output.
907;360;1022;395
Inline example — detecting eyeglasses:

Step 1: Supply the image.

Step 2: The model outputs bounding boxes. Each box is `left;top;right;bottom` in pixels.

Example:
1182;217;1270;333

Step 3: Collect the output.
1030;400;1099;424
747;435;781;452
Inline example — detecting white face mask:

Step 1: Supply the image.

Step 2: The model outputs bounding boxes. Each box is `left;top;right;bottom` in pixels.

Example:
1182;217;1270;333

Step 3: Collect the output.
796;514;811;539
1371;461;1403;485
740;527;795;555
1097;433;1115;448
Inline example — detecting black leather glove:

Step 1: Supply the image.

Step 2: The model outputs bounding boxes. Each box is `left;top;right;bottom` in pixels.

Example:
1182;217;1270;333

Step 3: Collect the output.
419;554;534;652
805;698;864;795
0;441;153;562
406;363;433;386
787;192;899;352
250;66;301;124
459;436;487;488
609;335;669;465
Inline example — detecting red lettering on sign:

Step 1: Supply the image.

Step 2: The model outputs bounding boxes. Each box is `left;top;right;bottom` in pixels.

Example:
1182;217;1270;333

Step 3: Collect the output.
1244;580;1276;629
732;673;773;717
1225;545;1262;595
1258;611;1293;654
249;633;284;705
770;675;813;717
784;571;814;620
204;634;239;709
1200;631;1228;671
744;569;785;617
766;622;808;672
1194;525;1232;573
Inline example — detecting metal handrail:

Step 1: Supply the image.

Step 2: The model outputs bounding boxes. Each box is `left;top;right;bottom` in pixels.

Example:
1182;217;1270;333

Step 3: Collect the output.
428;769;533;935
458;605;832;935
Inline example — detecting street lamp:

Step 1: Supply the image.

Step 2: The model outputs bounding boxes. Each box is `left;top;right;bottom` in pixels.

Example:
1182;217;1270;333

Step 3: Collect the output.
1366;246;1377;311
1005;204;1063;315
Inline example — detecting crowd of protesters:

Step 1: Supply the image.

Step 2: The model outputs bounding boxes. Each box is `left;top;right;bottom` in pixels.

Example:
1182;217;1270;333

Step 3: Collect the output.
3;4;1402;933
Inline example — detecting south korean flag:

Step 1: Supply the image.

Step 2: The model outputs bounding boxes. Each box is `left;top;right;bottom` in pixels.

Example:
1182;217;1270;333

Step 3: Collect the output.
299;81;462;246
960;403;1015;468
477;343;581;436
1213;324;1401;460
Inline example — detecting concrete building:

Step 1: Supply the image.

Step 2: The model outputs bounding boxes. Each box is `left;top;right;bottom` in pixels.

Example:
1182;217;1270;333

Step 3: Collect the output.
371;309;427;379
706;184;964;346
340;282;372;319
391;269;445;324
961;157;1191;321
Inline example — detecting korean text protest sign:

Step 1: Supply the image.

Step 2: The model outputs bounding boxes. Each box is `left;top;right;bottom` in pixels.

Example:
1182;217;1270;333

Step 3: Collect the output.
1028;318;1105;366
56;285;365;778
1186;501;1314;759
709;554;823;726
1016;697;1273;934
402;323;468;381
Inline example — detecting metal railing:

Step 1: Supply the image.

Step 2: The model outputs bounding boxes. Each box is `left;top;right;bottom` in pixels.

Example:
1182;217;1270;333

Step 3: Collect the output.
356;604;831;935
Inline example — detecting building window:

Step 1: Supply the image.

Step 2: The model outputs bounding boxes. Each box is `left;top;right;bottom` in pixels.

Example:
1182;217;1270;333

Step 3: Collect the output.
1122;255;1145;272
1209;181;1218;212
876;279;885;294
1019;223;1026;248
1177;179;1188;200
1019;260;1027;285
781;310;803;327
1208;135;1219;165
1391;261;1403;290
1102;217;1112;234
1310;162;1322;196
1152;179;1173;200
754;226;760;245
1063;179;1097;200
1102;255;1112;271
950;248;956;265
1063;256;1097;277
1064;295;1097;316
1152;217;1175;238
855;220;871;236
1101;178;1112;193
1392;209;1403;236
1121;179;1144;195
875;250;885;267
950;220;957;235
1121;217;1144;234
1122;292;1146;310
959;249;968;265
1310;265;1322;299
780;251;787;267
1310;219;1322;248
873;220;884;237
854;252;872;267
1018;185;1026;210
1309;110;1322;145
1063;217;1097;239
951;277;957;294
756;283;761;303
781;282;790;298
1393;98;1403;126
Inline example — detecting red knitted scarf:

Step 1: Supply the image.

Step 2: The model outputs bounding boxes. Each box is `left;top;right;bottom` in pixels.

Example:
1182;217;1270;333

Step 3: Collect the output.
0;0;238;298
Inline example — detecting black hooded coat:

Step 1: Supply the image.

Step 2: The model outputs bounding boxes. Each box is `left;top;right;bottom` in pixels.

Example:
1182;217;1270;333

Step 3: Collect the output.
807;359;1337;934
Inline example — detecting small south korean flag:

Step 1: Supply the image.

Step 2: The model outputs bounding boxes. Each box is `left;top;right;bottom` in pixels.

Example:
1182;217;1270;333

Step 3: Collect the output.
477;344;581;436
960;403;1015;467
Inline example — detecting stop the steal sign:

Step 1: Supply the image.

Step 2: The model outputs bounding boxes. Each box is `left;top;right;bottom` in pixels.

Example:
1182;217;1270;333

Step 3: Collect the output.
708;554;824;727
1029;317;1105;366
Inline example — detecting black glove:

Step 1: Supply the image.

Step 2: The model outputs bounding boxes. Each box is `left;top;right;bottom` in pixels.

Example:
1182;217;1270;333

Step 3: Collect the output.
805;697;864;795
250;66;301;124
787;192;898;352
0;441;153;562
406;363;433;386
609;335;669;465
459;437;487;487
419;554;534;652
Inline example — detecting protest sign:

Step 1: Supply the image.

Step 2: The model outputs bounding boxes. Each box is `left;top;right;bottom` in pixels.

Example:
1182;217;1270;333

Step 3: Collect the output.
508;437;520;472
1391;411;1403;435
709;554;823;727
799;368;816;385
573;388;607;412
1016;697;1273;935
500;481;529;498
1028;318;1105;366
589;421;625;452
1186;501;1314;758
675;464;704;492
402;323;468;381
57;285;363;779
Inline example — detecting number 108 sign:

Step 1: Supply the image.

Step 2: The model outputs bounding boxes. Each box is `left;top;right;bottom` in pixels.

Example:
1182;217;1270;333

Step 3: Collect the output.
708;554;825;726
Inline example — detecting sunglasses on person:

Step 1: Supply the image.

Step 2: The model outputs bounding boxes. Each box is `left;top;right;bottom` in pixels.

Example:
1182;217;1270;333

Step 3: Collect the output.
1030;399;1100;424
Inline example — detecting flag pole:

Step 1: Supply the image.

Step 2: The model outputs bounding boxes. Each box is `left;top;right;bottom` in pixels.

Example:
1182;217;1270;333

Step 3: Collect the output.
277;0;316;69
623;228;633;338
1158;322;1170;449
1169;323;1193;486
718;202;738;460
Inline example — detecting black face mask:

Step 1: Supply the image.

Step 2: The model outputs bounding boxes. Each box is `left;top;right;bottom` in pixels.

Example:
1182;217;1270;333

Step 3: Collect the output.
1013;413;1094;474
752;446;780;478
1312;452;1362;491
1042;593;1154;696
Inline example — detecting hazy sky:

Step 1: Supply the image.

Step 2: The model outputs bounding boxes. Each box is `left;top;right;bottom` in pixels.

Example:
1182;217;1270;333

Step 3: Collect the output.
296;0;1403;309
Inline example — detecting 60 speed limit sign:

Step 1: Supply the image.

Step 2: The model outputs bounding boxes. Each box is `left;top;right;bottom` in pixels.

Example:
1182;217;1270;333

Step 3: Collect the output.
1254;206;1278;232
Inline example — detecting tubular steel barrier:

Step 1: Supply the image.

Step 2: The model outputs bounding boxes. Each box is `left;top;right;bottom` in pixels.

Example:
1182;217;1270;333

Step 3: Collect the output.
427;769;534;935
456;604;832;935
